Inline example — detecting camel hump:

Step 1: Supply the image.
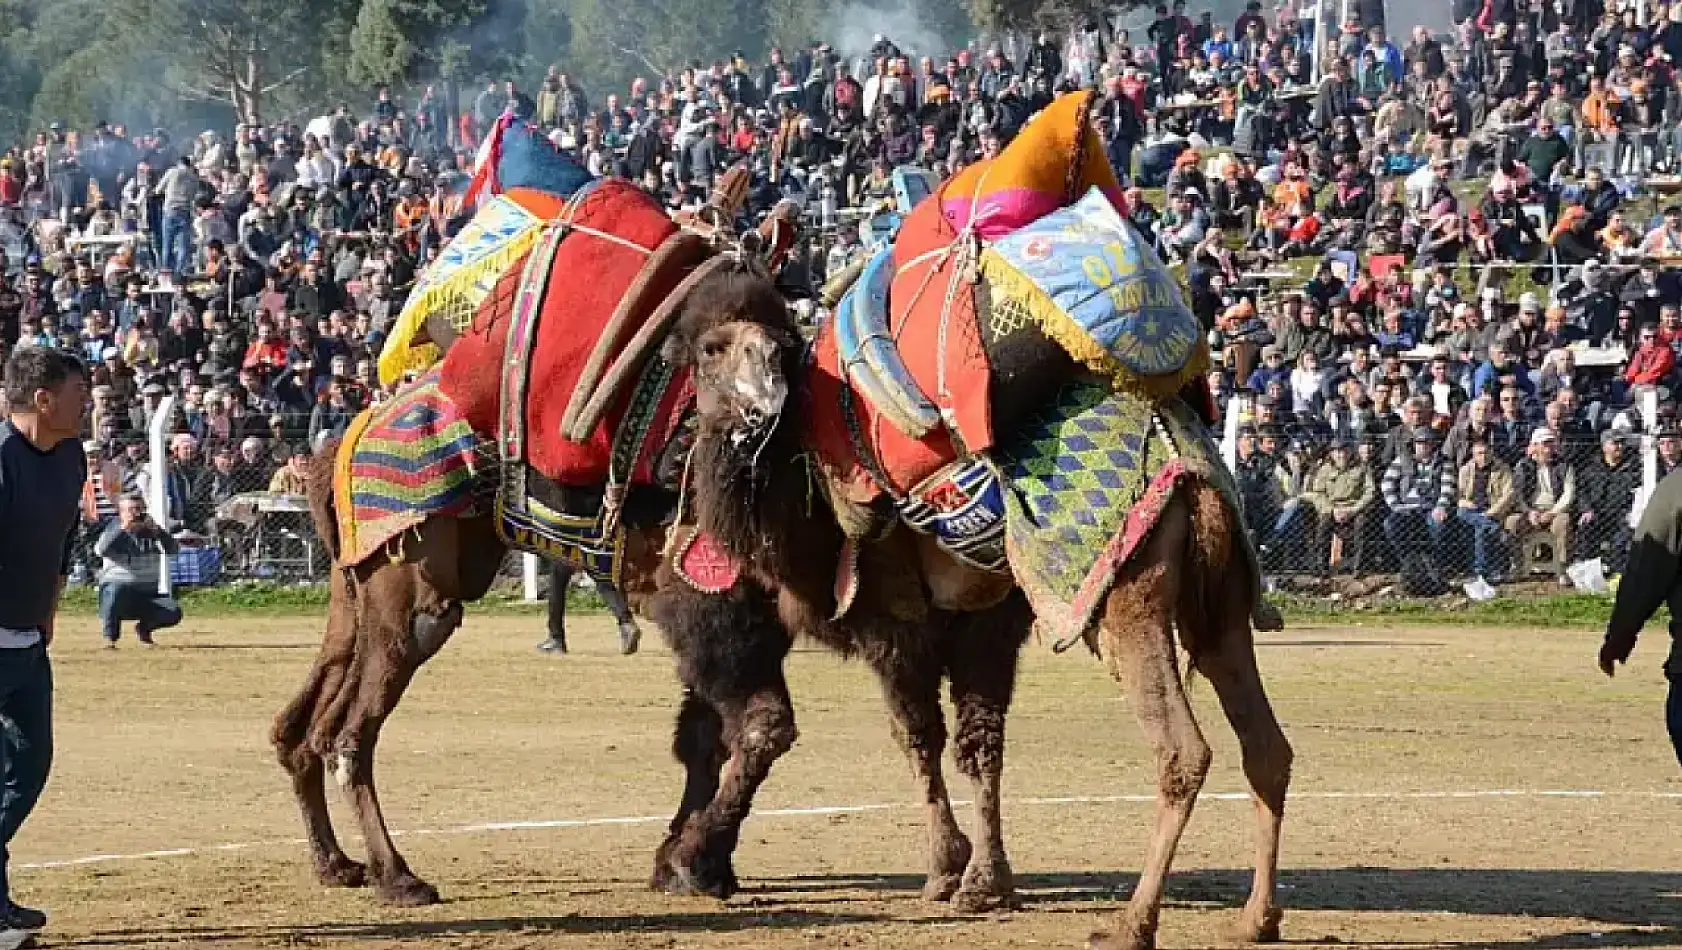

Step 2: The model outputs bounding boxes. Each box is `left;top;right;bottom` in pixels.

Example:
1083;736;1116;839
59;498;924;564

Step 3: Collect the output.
307;439;344;563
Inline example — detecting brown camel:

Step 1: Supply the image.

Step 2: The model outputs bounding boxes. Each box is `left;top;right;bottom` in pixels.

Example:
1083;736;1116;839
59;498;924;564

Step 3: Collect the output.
651;280;1293;950
272;264;1028;912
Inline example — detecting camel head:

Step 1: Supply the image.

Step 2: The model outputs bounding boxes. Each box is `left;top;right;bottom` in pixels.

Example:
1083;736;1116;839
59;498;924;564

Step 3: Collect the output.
660;267;800;442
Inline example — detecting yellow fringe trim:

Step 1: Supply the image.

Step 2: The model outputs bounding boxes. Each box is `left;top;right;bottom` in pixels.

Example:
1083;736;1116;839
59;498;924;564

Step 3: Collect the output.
978;250;1208;401
376;224;546;386
332;406;379;566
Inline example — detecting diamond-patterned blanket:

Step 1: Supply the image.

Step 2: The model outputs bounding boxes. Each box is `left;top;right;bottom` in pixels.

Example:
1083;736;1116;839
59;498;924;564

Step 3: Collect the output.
998;382;1233;644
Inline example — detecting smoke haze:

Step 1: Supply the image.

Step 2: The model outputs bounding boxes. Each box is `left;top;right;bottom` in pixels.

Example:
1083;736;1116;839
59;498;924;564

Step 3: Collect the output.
828;0;967;62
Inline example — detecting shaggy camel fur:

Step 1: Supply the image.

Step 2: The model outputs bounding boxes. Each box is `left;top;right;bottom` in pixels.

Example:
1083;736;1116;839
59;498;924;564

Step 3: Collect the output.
654;280;1293;950
646;269;1031;910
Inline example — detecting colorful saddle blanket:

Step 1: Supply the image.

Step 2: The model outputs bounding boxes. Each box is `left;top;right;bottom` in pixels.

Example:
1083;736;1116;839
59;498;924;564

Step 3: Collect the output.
997;384;1241;645
806;92;1140;506
334;369;491;567
438;178;693;490
979;188;1209;398
937;92;1125;240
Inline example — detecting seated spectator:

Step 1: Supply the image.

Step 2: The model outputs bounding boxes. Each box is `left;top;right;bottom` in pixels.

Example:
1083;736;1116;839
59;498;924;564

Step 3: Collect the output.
1624;322;1675;395
1454;435;1517;582
1576;431;1639;572
1505;428;1575;581
94;494;183;648
1303;437;1375;574
1381;426;1455;569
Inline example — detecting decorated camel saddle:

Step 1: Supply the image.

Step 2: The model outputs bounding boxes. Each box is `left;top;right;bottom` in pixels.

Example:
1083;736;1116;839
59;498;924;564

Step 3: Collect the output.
807;91;1233;643
338;119;789;584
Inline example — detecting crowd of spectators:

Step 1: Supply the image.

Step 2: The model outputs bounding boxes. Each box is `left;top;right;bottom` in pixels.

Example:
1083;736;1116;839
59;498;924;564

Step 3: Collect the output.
3;0;1682;590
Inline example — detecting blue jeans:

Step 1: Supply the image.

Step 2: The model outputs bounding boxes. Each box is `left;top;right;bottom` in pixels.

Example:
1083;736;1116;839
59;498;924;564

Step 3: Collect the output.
1454;509;1506;578
0;644;52;908
1383;509;1446;554
160;209;192;274
1273;502;1309;545
97;582;182;642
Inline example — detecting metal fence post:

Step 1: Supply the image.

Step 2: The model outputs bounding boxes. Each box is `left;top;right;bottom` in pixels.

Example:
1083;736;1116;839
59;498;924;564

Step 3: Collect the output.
1637;389;1659;525
148;396;177;597
523;553;541;602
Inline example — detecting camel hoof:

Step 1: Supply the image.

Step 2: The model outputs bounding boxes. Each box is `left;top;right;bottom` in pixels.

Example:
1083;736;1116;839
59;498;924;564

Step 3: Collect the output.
315;855;367;888
951;859;1017;913
1230;907;1283;944
921;873;962;903
376;874;441;907
1087;930;1152;950
661;842;739;901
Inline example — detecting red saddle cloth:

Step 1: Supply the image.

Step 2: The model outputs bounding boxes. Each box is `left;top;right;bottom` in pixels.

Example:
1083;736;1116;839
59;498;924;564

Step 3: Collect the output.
438;179;693;486
807;190;994;504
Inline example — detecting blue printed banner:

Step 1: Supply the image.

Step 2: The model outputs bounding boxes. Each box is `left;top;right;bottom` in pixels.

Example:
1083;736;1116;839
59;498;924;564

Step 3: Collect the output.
986;187;1200;381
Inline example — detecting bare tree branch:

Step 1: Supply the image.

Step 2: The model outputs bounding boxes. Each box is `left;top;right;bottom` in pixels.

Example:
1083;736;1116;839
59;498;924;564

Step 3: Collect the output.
258;67;309;95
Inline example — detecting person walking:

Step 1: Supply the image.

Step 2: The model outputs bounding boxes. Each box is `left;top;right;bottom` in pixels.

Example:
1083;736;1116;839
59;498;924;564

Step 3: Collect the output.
93;494;183;648
1599;463;1682;767
0;347;90;949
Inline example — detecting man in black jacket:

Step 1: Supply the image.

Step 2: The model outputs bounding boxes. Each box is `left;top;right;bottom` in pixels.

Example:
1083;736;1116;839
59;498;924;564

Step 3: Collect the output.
1601;465;1682;767
1578;431;1640;570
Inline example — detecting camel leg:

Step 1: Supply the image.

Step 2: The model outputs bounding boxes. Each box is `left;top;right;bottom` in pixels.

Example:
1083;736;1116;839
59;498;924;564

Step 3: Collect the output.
1193;571;1292;943
866;642;971;903
272;568;365;888
651;690;729;893
654;586;796;900
334;593;464;907
1090;543;1210;950
944;593;1030;913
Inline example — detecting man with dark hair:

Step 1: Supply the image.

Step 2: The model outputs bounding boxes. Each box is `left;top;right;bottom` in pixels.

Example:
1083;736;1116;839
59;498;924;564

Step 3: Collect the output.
0;346;89;947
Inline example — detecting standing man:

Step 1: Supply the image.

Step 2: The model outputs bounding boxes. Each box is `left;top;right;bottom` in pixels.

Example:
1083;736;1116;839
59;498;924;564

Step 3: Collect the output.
538;561;641;656
0;347;89;948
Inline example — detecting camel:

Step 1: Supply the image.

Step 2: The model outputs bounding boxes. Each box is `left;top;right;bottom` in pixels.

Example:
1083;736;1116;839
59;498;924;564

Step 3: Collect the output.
270;261;1028;911
650;273;1294;950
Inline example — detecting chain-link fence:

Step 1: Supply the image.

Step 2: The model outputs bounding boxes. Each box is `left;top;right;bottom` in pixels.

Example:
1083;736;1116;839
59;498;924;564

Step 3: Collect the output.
89;399;1651;600
1231;423;1642;598
71;410;535;590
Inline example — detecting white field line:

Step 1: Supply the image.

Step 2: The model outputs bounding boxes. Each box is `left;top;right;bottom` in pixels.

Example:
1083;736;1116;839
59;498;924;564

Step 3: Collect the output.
15;788;1679;873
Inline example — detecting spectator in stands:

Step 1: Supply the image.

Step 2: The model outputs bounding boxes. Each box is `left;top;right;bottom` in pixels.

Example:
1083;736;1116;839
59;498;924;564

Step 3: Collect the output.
93;493;182;648
1506;428;1576;581
1381;426;1456;567
1578;431;1639;571
1455;434;1517;581
1304;436;1375;574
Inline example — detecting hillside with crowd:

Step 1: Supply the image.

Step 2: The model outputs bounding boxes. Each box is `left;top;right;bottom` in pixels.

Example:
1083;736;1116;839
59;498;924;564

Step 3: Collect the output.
0;0;1678;593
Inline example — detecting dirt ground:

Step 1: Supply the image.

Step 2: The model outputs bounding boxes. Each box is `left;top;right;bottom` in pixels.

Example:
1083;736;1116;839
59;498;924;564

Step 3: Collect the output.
17;612;1682;949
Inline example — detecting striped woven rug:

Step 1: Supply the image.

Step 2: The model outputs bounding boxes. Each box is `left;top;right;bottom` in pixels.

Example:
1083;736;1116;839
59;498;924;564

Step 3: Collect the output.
334;369;486;566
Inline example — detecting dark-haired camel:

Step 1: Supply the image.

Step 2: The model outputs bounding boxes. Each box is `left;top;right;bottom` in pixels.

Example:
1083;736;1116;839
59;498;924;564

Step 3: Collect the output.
271;264;1028;912
651;280;1293;950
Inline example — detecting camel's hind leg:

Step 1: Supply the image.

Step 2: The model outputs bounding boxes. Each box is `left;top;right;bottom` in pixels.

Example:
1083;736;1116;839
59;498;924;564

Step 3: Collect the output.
943;591;1031;913
272;565;365;888
1089;497;1209;950
1186;486;1292;944
864;638;972;904
333;575;464;906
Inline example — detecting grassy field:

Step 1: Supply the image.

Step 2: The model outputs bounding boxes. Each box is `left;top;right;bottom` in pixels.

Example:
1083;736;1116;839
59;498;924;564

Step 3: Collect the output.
16;612;1682;948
